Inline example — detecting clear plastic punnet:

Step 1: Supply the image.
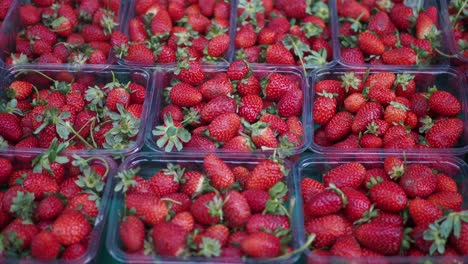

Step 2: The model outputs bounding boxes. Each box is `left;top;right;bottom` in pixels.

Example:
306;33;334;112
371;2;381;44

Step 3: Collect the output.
106;152;302;264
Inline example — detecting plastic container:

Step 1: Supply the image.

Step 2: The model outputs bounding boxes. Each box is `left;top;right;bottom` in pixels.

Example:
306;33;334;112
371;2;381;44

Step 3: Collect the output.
106;152;302;264
231;0;338;69
0;0;127;65
0;149;118;264
309;65;468;156
145;64;311;157
293;153;468;263
333;0;451;67
0;64;153;156
440;0;468;65
117;0;235;67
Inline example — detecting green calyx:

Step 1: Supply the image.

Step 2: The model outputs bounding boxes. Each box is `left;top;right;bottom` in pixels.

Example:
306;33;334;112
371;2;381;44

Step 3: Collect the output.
114;167;140;193
153;114;191;152
424;211;468;255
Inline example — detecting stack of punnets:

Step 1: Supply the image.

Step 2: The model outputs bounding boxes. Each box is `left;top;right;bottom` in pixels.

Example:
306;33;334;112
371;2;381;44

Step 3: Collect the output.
0;0;466;263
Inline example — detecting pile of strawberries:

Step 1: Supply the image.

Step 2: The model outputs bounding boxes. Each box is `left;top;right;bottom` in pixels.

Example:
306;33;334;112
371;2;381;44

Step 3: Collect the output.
301;157;467;260
234;0;332;66
112;0;231;65
7;0;120;65
0;69;146;151
116;154;299;259
0;0;11;27
0;141;111;260
152;60;304;155
448;0;468;58
337;0;445;65
313;70;464;150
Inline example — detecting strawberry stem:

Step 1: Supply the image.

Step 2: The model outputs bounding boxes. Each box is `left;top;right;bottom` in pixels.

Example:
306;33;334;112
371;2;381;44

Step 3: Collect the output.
89;118;98;148
278;234;315;260
65;122;94;149
16;70;55;82
454;0;468;23
83;157;110;178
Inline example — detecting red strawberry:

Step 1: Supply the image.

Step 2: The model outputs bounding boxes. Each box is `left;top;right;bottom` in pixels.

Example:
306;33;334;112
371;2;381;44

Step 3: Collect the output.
119;215;145;253
390;4;414;30
263;73;297;102
163;193;191;214
251;122;278;149
416;14;435;40
323;162;366;189
204;154;235;190
358;31;385;55
152;222;187;257
427;191;462;210
368;11;395;36
169;83;203;107
242;189;269;213
125;194;168;225
400;164;437;197
340;47;365;64
23;173;59;200
278;89;303;117
313;92;337;125
383;156;405;180
235;24;257;48
382;47;417;65
409;197;442;226
36;195;64;221
0;113;22;142
207;33;230;57
428;90;461;117
52;210;91;246
305;214;352;248
304;187;345;217
351;102;383;134
201;96;237;122
124;44;155;64
426;118;463;148
207;113;241;143
240;232;280;258
150;10;172;36
354;221;403;255
7;81;33;100
223;190;251;228
435;173;458;193
338;0;370;21
191;192;223;225
237;75;261;96
199;78;232;100
239;95;263;123
171;211;195;233
30;231;60;260
177;60;204;86
61;243;87;260
330;235;362;257
265;44;295;65
325;111;353;142
343;187;371;222
246;160;284;191
369;180;408;213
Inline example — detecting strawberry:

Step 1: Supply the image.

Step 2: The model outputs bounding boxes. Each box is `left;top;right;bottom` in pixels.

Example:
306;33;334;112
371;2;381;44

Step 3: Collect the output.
246;159;284;191
163;193;191;214
323;162;366;189
242;189;269;213
171;211;195;233
340;47;365;64
124;44;155;64
66;193;99;218
358;31;385;55
451;222;468;255
237;75;261;96
62;243;87;260
344;93;367;113
300;178;325;203
201;96;237;122
191;192;223;225
119;215;145;253
428;90;461;117
251;122;278;149
368;11;395;36
150;10;172;36
227;60;250;81
427;191;462;210
52;210;91;246
314;79;346;104
169;83;203;107
177;61;204;86
408;197;442;226
390;4;414;30
240;232;280;258
125;194;168;225
265;44;295;65
30;231;60;260
36;195;64;221
239;95;263;123
354;221;403;255
383;156;405;180
305;214;352;248
152;222;187;257
278;89;303;117
338;0;370;21
384;101;409;124
342;187;371;222
400;164;437;197
369;180;407;213
416;14;435;40
235;24;257;48
425;118;463;148
199;78;232;100
207;113;241;143
263;73;297;102
222;191;252;229
246;214;289;235
313;92;337;125
7;81;33;100
304;187;345;218
259;114;289;135
0;113;22;142
330;235;362;257
23;173;59;200
204;154;235;190
435;173;458;193
351;102;383;134
128;18;148;42
382;47;417;65
324;111;353;142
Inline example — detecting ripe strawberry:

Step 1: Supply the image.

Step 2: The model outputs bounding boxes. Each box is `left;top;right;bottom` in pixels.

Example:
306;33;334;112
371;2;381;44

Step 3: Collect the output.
351;102;383;134
204;154;235;190
251;122;278;149
207;113;241;143
354;221;403;255
240;232;280;258
278;89;303;117
435;173;458;193
125;194;168;225
330;235;362;257
390;4;414;30
426;118;463;148
67;193;99;218
324;111;353;142
0;113;22;142
369;180;408;213
358;31;385;55
105;87;130;111
199;78;232;100
7;81;33;100
427;191;462;210
259;114;288;135
171;211;195;233
416;14;435;40
191;192;223;225
409;197;442;226
235;24;257;48
451;222;468;255
61;243;87;260
338;0;370;21
242;189;269;213
368;11;395;36
359;134;383;148
400;164;437;197
304;188;345;218
314;79;346;104
344;93;367;113
30;231;60;260
52;210;91;246
163;193;191;214
124;44;155;64
382;47;417;65
428;90;461;117
323;162;366;189
313;93;337;125
0;158;12;185
119;215;145;253
383;156;405;180
36;195;64;221
23;173;59;200
152;222;187;257
239;95;263;123
266;44;296;65
246;159;284;191
201;96;237;122
237;75;261;96
305;214;352;248
177;61;204;86
340;47;365;64
168;83;203;107
150;10;172;36
300;178;325;204
342;187;371;222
